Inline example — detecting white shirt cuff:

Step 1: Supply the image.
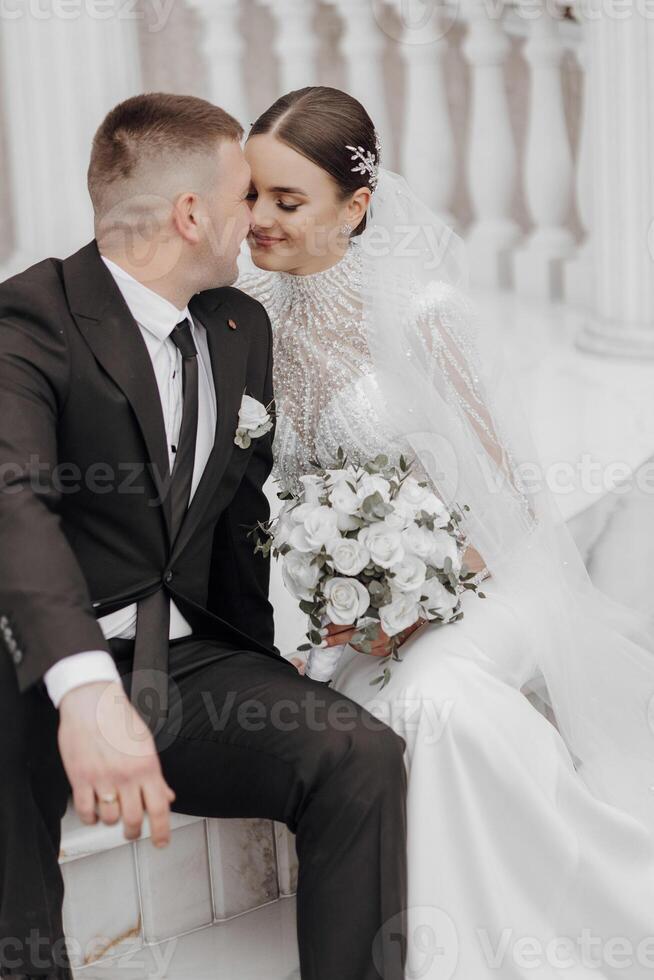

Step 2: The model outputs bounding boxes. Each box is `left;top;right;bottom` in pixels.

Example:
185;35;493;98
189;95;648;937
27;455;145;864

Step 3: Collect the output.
44;651;122;709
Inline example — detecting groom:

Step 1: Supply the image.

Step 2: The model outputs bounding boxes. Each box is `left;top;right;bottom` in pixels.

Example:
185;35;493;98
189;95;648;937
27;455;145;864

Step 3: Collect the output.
0;93;407;980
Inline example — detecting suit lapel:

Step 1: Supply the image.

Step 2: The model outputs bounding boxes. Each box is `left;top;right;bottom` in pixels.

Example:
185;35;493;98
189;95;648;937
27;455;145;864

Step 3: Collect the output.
63;241;173;538
63;240;252;557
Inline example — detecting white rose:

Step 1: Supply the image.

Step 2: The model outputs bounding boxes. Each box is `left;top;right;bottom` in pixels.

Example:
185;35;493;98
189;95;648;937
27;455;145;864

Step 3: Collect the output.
385;497;418;531
237;394;272;435
389;554;427;594
429;530;461;572
357;474;392;504
291;501;321;524
330;480;361;516
323;577;371;625
299;474;324;506
327;536;371;577
288;523;314;553
397;477;430;508
359;521;405;569
290;505;339;552
336;510;360;532
379;594;421;637
282;551;323;601
418;577;458;620
402;523;437;560
329;480;361;532
419;492;450;528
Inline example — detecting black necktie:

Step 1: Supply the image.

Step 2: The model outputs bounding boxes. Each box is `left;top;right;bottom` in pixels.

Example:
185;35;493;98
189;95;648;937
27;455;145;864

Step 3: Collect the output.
130;318;199;731
168;318;199;543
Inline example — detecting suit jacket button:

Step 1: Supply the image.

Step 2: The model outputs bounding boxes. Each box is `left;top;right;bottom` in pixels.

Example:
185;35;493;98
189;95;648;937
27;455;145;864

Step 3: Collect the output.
12;648;22;664
164;570;173;583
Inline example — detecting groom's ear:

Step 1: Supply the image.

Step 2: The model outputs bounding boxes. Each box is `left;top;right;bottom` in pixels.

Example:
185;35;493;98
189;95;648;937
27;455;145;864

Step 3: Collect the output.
172;191;203;244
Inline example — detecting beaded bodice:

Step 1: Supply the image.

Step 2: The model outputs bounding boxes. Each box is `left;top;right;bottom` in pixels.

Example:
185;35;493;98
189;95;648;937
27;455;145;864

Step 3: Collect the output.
236;240;410;492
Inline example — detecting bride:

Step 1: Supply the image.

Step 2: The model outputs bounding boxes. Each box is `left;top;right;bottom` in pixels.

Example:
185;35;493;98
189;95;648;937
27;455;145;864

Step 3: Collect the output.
236;86;654;978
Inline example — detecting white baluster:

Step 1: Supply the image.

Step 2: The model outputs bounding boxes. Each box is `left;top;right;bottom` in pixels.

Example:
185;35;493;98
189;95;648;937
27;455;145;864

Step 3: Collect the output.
0;3;141;277
324;0;393;168
186;0;249;126
575;0;654;357
260;0;320;93
513;0;575;301
394;3;457;225
562;22;592;310
461;0;521;290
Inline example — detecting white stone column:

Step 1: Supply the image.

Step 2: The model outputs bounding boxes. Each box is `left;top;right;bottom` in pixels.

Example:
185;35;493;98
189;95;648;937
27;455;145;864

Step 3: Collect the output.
575;0;654;357
562;27;593;310
513;1;575;301
0;3;141;277
187;0;249;127
325;0;393;168
461;0;521;289
396;9;457;225
260;0;320;93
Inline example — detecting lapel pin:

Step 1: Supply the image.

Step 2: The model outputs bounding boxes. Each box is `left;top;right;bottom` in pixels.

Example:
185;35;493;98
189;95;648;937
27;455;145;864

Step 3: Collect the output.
228;318;237;330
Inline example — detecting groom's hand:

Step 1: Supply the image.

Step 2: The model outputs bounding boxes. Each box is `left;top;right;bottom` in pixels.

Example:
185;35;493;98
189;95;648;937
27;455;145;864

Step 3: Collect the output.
57;681;176;848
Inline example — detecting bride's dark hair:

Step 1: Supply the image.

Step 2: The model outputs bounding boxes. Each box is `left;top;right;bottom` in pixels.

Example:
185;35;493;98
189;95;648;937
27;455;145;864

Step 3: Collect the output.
248;86;378;237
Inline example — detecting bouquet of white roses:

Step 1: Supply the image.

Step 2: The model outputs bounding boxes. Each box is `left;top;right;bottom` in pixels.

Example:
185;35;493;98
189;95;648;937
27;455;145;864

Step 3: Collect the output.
252;449;484;689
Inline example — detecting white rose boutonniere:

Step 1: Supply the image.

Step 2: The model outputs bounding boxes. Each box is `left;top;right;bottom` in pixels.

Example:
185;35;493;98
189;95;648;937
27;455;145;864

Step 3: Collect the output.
234;391;274;449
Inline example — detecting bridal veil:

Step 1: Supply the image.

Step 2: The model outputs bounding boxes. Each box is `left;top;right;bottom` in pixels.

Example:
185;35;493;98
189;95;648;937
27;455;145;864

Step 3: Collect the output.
359;167;654;835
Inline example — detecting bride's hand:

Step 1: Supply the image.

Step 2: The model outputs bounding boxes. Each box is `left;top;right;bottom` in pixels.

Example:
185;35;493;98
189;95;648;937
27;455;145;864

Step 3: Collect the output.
322;619;427;657
289;656;306;675
462;544;486;574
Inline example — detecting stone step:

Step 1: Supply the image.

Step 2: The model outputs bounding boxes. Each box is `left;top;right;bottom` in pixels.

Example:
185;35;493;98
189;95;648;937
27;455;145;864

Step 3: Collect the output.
72;894;300;980
59;803;298;970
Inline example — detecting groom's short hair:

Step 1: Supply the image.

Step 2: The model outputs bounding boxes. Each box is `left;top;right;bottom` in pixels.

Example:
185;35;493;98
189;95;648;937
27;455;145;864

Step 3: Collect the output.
88;92;243;217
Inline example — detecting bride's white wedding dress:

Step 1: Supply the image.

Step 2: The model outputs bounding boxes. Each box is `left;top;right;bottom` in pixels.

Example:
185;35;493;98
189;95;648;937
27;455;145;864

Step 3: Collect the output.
237;239;654;979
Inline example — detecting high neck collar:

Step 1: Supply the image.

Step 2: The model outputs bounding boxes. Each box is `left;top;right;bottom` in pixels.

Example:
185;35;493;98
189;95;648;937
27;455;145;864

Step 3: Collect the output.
272;239;362;303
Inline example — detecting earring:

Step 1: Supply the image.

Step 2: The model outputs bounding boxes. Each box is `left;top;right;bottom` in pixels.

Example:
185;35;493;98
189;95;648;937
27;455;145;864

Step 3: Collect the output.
340;221;353;237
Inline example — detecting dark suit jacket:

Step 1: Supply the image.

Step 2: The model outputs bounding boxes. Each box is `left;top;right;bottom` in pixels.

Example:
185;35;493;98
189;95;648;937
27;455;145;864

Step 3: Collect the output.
0;239;281;694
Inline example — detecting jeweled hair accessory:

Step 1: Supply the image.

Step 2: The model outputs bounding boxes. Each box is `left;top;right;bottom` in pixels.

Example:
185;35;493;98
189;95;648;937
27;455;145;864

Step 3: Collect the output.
346;130;382;190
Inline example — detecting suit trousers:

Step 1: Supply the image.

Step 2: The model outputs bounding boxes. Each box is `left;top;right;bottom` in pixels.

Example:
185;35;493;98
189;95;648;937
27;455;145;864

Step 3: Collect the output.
0;636;408;980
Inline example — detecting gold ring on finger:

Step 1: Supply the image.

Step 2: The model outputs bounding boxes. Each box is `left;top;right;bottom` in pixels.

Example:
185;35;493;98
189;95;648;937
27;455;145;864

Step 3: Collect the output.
98;791;119;805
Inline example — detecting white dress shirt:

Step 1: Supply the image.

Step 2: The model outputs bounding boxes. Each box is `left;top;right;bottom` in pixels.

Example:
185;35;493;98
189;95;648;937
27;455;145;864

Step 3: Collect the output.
43;256;217;708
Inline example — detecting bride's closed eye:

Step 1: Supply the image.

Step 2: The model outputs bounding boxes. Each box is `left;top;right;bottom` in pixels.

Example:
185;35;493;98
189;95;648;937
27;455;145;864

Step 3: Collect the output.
245;191;300;213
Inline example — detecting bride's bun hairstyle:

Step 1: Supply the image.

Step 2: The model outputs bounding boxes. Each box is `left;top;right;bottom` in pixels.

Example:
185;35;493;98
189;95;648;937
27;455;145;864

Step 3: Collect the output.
248;86;380;237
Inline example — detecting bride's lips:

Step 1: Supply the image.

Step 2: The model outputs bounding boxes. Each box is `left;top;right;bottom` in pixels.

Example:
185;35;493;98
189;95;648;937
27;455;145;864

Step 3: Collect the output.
250;232;286;249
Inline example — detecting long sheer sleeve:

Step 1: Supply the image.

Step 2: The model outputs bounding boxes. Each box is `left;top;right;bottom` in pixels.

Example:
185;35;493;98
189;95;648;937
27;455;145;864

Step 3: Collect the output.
413;282;538;526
